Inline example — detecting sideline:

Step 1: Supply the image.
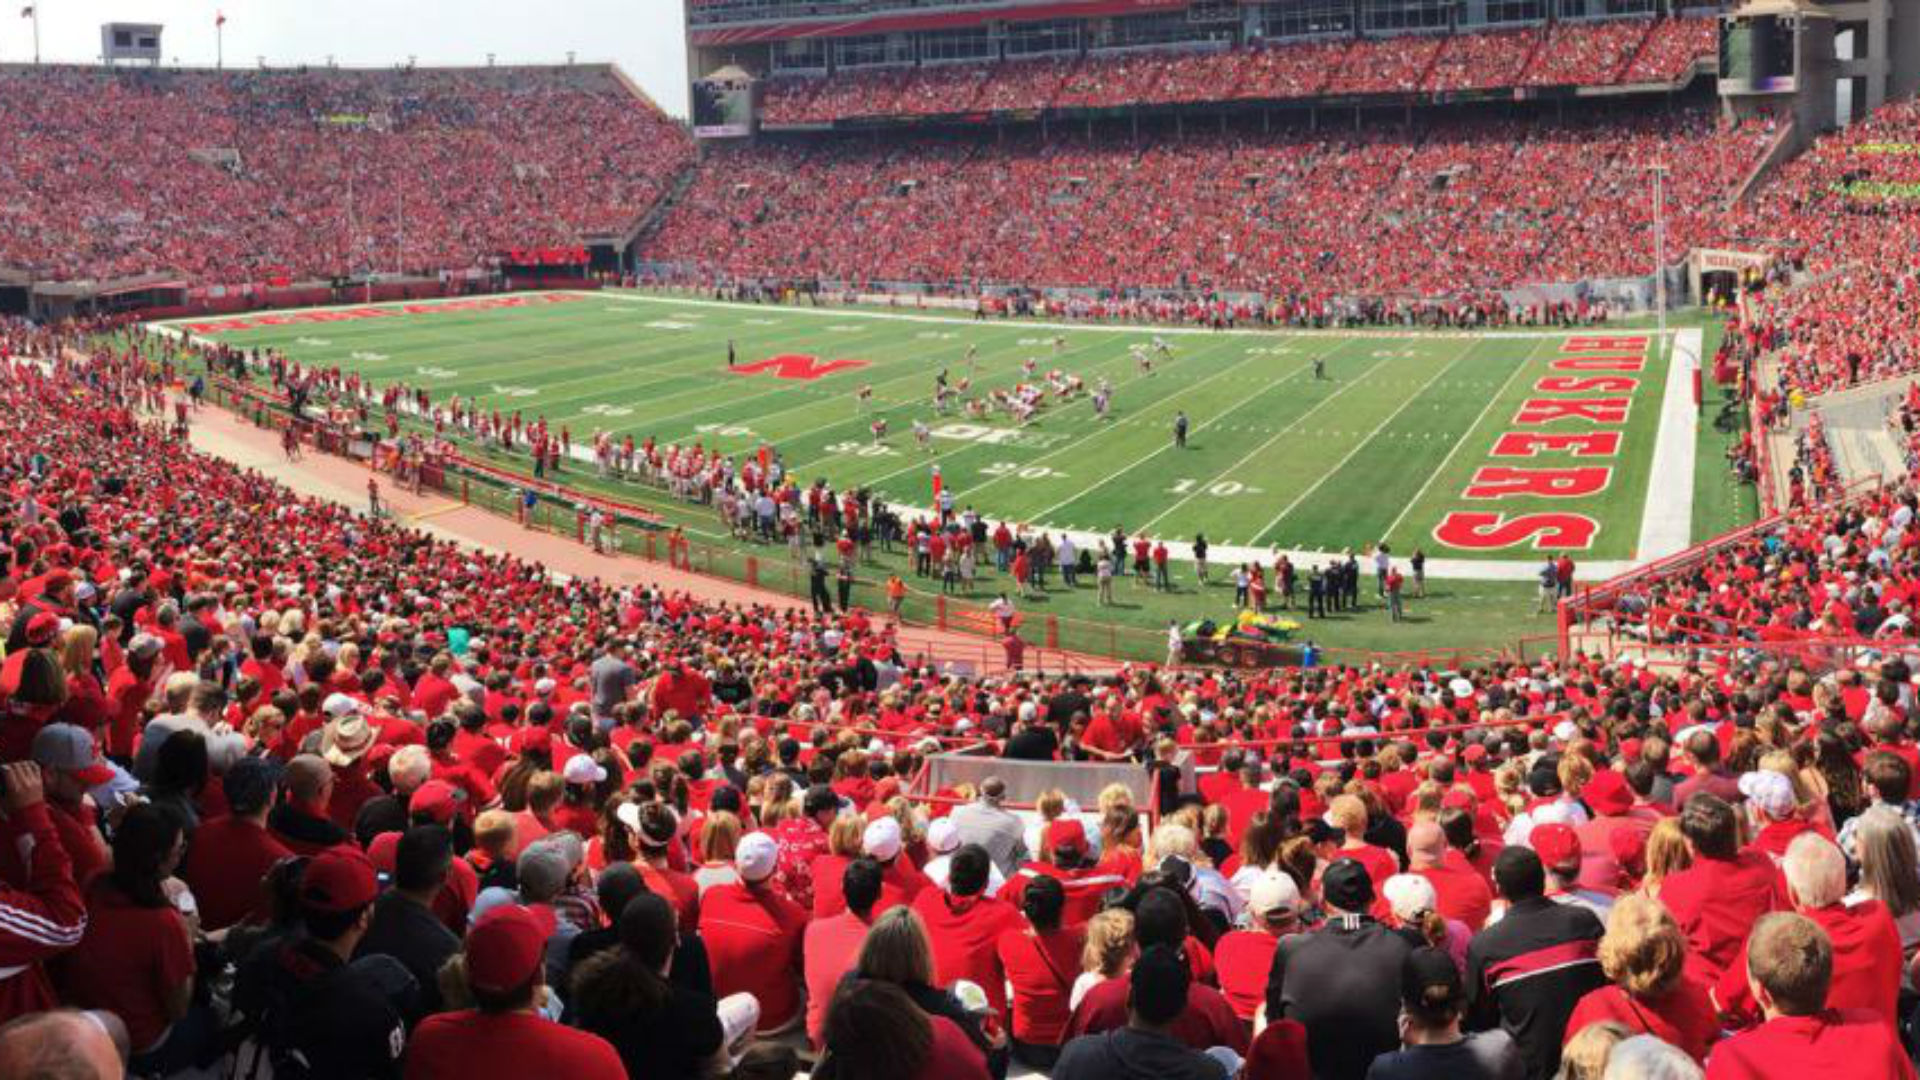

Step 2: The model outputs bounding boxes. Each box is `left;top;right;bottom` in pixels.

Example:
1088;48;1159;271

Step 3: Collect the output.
1633;328;1700;561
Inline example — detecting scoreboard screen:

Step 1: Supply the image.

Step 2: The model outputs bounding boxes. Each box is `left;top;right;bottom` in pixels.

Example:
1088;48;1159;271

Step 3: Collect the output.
692;78;755;138
1720;15;1797;90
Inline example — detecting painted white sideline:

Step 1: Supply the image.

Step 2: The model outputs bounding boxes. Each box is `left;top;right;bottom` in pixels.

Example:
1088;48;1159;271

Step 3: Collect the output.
1633;328;1699;562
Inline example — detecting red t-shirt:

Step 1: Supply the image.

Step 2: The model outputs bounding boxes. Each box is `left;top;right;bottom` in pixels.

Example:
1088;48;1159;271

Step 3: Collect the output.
803;911;871;1048
403;1009;625;1080
1416;863;1494;932
1565;980;1719;1062
1213;929;1283;1020
1065;973;1249;1055
1702;1009;1915;1080
918;1015;992;1080
699;881;809;1033
181;815;292;932
912;890;1025;1017
1341;843;1401;892
46;800;109;892
1658;851;1789;985
638;861;701;930
55;883;194;1052
1713;901;1903;1028
996;924;1083;1046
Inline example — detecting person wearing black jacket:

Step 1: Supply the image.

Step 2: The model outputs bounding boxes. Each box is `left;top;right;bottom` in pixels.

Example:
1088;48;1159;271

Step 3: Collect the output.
1265;858;1413;1080
1463;846;1606;1080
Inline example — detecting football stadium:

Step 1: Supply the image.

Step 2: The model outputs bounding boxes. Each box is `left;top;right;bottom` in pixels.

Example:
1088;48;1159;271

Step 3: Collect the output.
2;0;1920;1078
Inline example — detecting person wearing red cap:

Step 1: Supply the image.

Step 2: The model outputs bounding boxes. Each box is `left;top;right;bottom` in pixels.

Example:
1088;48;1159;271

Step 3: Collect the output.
1573;761;1660;895
1003;818;1127;929
1531;822;1614;921
405;904;623;1080
232;845;408;1079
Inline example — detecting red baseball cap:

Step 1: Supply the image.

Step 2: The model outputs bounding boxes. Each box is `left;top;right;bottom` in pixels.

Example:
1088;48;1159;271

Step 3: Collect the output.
1530;823;1582;871
1584;772;1634;817
1045;818;1088;858
366;831;401;877
466;904;549;995
409;779;462;825
300;846;379;913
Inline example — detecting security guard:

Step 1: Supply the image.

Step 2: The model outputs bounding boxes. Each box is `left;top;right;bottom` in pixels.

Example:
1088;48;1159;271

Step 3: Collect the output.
232;847;412;1080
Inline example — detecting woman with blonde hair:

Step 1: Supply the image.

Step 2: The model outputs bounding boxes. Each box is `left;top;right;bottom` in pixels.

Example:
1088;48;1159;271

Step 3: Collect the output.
1638;818;1691;899
1095;804;1143;885
1072;907;1136;1010
1557;1020;1631;1080
55;623;109;734
695;811;744;895
1562;893;1717;1062
810;812;868;918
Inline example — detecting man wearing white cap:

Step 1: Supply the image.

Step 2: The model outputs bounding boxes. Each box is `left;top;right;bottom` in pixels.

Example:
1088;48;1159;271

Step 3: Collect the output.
1213;872;1301;1021
923;817;1007;897
1740;770;1816;861
861;815;931;915
698;832;808;1036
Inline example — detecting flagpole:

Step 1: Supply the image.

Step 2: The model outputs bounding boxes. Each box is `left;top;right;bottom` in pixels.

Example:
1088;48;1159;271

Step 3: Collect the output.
31;5;39;65
216;23;223;69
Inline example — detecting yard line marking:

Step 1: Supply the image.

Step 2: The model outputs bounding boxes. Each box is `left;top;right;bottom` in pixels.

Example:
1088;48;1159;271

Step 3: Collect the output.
1249;338;1481;546
1131;340;1401;535
1017;340;1352;522
1377;337;1546;545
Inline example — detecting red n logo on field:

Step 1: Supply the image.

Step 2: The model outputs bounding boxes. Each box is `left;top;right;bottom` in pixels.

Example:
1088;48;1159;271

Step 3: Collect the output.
732;354;869;381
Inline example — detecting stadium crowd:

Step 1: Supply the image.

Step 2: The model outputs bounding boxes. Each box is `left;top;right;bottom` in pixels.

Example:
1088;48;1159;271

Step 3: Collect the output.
1731;98;1920;399
758;18;1715;125
0;326;1916;1080
0;65;692;284
647;108;1772;299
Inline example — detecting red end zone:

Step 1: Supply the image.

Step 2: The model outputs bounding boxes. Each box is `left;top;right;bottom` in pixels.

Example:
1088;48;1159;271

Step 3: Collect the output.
179;292;588;334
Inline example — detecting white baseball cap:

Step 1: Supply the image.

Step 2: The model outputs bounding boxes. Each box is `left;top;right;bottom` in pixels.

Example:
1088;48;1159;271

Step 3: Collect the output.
736;832;779;882
863;816;904;861
1248;872;1301;919
562;754;608;786
1738;770;1796;820
926;817;960;855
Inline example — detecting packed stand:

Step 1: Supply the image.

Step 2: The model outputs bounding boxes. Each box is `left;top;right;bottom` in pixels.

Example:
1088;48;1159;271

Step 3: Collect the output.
754;18;1717;128
0;65;693;283
1732;98;1920;399
8;327;1920;1080
646;108;1769;299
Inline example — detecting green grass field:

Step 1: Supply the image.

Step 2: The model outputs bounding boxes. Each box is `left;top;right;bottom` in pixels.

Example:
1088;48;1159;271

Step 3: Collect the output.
163;290;1754;659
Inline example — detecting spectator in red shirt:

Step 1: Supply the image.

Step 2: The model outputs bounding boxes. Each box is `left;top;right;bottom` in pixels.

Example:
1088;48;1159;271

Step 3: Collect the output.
699;831;808;1035
863;815;931;916
0;761;86;1027
1713;832;1902;1029
28;723;114;891
406;904;624;1080
914;844;1025;1019
54;802;202;1073
180;755;290;932
770;783;839;912
996;873;1083;1070
1408;820;1493;931
1563;893;1719;1063
1213;871;1302;1020
1702;912;1915;1080
103;633;163;761
267;753;350;855
1329;794;1401;892
1066;888;1247;1056
1658;793;1789;985
626;800;701;929
805;857;882;1048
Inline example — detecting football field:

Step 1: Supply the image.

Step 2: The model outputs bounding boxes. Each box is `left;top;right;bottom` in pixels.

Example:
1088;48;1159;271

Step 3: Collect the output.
162;289;1700;577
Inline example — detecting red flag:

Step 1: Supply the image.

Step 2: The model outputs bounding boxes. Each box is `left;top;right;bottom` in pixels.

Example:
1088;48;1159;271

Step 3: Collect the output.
19;6;33;18
216;10;227;26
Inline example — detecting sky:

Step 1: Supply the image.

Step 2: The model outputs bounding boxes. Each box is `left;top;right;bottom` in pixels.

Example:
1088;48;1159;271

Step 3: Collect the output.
6;0;695;115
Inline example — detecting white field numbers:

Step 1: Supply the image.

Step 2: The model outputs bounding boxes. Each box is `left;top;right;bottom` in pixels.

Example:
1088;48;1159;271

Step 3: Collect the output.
694;423;754;438
581;404;634;418
825;441;895;458
1167;478;1263;497
981;462;1064;481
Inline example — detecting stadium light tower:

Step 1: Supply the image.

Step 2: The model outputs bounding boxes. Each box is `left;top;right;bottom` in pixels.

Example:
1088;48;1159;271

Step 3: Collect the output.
1650;163;1669;351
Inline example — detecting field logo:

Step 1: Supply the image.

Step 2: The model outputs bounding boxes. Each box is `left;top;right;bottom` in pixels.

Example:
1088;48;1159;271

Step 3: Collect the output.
731;354;869;381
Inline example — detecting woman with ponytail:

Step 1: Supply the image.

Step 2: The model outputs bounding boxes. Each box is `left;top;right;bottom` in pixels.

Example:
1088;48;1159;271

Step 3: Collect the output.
994;874;1082;1071
1383;874;1471;974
